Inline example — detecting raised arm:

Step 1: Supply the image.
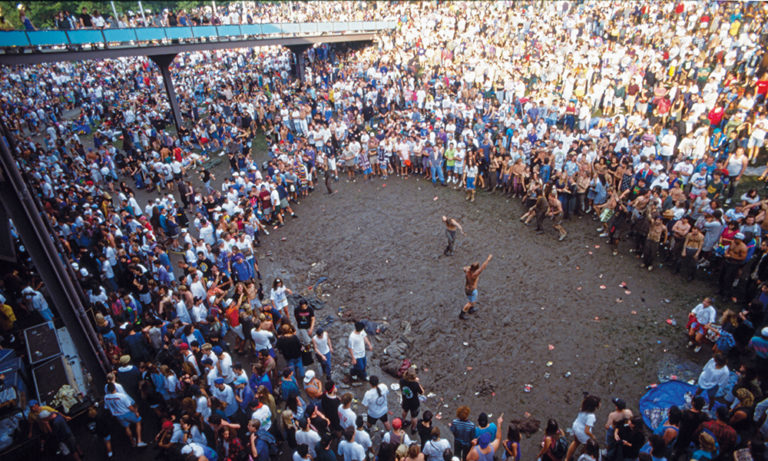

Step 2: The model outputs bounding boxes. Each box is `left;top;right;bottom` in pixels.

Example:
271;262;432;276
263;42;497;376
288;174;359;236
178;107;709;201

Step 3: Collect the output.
476;254;493;275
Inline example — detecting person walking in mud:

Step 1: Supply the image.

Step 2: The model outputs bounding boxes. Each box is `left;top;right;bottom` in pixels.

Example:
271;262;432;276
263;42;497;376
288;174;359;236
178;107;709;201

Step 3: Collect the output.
442;216;465;256
460;254;492;320
548;190;567;241
319;141;337;195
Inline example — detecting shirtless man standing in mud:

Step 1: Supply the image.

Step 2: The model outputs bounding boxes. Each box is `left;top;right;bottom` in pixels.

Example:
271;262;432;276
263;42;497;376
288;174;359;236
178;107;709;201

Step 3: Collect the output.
460;254;492;320
548;191;567;241
442;216;465;256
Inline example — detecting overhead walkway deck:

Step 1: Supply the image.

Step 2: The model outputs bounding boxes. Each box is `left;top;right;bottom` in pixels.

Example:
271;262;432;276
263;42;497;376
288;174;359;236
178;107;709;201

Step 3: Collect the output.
0;21;396;130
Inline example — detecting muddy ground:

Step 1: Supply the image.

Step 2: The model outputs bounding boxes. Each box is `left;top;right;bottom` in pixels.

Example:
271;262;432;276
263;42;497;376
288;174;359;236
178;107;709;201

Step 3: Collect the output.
252;168;710;453
38;123;713;459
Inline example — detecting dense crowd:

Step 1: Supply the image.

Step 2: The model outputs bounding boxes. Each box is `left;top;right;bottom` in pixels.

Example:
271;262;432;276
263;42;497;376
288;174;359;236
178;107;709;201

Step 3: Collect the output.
1;2;768;461
12;1;385;31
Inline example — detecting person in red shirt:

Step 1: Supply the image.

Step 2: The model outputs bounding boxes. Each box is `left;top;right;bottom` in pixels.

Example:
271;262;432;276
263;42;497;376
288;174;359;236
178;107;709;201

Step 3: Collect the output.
755;73;768;105
708;106;725;128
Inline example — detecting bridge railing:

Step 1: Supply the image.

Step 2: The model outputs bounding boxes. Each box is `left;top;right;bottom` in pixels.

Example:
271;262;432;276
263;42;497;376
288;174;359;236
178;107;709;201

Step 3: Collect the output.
0;20;397;49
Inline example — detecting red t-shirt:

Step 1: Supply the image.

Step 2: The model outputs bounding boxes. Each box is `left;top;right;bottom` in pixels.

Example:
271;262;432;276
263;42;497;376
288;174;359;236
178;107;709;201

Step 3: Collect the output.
708;107;724;126
756;80;768;96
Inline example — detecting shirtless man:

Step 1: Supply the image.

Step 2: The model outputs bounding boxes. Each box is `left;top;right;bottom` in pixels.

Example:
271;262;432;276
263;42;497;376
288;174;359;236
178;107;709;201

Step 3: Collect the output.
460;254;492;320
442;216;465;256
548;192;567;241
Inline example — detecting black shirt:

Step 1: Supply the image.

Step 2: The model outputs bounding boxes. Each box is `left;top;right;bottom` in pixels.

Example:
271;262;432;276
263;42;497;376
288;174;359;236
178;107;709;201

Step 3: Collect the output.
294;306;314;330
321;394;341;431
399;379;422;402
678;409;709;447
79;13;92;27
276;334;302;360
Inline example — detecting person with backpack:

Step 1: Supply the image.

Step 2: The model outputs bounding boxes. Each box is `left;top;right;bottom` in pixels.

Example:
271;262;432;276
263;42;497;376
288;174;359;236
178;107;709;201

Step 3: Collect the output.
248;418;277;461
422;427;452;461
383;418;412;446
539;418;567;461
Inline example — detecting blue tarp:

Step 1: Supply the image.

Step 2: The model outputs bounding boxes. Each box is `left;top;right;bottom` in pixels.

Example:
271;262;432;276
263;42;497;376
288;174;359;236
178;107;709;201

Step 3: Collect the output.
639;380;709;430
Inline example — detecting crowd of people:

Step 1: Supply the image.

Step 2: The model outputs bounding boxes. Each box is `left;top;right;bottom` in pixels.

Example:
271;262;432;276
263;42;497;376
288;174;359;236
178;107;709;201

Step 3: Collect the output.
1;1;768;461
10;2;386;32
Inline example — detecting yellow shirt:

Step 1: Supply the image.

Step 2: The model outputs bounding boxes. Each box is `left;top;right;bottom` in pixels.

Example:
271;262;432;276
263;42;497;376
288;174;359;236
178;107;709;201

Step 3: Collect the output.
0;303;15;331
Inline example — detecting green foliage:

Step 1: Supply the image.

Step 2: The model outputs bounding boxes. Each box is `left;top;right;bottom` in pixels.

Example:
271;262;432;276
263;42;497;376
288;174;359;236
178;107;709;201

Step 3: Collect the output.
5;1;233;30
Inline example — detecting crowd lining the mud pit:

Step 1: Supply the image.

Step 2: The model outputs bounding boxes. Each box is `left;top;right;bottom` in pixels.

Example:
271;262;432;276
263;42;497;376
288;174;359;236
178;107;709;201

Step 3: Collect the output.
2;2;768;461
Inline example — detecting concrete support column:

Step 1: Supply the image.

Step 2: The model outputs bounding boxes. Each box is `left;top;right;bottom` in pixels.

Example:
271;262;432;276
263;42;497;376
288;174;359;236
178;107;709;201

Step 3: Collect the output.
149;53;183;133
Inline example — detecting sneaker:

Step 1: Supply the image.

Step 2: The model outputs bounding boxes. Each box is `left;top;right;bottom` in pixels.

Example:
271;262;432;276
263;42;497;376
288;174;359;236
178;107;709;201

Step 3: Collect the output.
468;306;478;314
599;232;609;237
693;345;702;353
687;341;694;348
596;227;604;232
558;234;567;241
459;311;468;320
136;442;148;448
648;266;653;272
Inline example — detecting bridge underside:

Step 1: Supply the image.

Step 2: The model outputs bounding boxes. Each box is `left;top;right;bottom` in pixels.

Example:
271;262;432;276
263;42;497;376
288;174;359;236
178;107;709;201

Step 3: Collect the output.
0;32;376;66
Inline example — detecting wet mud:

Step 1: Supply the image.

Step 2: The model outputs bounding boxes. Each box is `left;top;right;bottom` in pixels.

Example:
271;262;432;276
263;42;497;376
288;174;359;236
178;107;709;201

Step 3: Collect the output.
256;173;709;452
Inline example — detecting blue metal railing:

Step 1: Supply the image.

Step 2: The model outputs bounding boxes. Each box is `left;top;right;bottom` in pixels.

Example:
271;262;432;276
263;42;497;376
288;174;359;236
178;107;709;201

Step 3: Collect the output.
0;20;397;48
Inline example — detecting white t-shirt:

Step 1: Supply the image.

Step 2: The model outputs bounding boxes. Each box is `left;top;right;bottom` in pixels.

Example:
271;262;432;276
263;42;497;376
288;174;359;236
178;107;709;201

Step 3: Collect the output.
698;358;730;391
296;429;321;457
252;329;274;351
348;331;367;359
362;384;389;418
572;411;596;443
355;428;372;453
251;404;272;431
338;439;366;461
691;303;716;325
423;438;452;461
338;406;357;430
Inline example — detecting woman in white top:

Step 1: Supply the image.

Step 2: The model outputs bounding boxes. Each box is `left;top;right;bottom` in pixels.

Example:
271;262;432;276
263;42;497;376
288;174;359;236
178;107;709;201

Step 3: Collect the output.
312;328;333;377
270;277;292;319
361;375;390;431
565;395;600;461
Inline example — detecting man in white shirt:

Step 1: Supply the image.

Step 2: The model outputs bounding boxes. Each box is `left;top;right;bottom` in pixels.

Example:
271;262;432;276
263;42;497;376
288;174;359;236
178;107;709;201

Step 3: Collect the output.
212;378;238;418
688;297;716;352
338;427;366;461
295;418;321;457
103;383;146;447
214;346;234;383
696;353;729;402
348;322;372;381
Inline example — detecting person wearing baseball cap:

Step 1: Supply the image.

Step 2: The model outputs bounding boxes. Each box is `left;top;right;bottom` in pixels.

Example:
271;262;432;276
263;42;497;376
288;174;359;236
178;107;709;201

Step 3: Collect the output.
214;345;235;383
466;413;504;461
303;370;323;406
604;397;633;449
212;377;237;418
382;417;412;445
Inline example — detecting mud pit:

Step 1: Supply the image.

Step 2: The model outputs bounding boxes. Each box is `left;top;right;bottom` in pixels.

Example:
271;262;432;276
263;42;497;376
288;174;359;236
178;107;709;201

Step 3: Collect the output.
257;174;709;452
